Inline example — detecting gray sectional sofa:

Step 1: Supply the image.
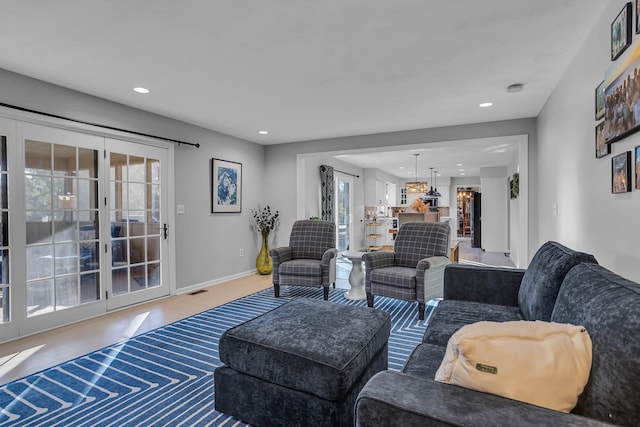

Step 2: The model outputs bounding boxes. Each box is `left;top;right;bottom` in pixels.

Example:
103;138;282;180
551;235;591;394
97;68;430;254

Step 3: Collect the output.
355;241;640;426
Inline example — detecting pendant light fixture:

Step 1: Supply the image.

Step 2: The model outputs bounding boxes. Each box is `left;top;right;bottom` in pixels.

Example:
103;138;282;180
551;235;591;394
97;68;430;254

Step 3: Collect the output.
425;167;441;198
434;170;442;197
405;153;428;194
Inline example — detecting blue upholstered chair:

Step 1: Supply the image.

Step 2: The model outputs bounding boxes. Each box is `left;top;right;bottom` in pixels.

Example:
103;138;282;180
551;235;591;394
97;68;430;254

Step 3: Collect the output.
363;221;450;319
270;220;339;300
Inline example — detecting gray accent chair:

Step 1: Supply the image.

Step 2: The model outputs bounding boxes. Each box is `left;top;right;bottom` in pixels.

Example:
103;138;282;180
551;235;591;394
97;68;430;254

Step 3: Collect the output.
363;221;450;320
270;219;339;300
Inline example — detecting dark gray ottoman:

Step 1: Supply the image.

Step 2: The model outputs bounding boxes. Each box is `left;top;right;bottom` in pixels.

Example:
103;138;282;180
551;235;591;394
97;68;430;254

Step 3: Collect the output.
215;298;391;427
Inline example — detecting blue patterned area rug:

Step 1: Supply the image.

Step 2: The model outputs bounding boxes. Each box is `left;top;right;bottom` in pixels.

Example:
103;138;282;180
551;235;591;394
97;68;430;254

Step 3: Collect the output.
0;286;437;426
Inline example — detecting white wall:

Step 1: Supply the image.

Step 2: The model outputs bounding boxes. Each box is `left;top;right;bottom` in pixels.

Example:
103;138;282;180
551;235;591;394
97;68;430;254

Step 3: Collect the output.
507;153;521;266
480;167;509;253
537;1;640;283
0;68;266;291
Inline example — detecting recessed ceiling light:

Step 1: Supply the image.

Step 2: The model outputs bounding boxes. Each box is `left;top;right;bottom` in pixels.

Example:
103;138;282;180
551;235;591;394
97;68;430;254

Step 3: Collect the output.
258;130;269;135
461;172;467;176
133;87;150;94
457;163;463;167
459;169;465;172
399;166;404;169
479;102;493;108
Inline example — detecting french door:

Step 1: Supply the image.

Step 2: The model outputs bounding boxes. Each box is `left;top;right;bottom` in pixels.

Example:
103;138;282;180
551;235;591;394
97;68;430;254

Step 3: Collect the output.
0;122;171;341
105;138;169;310
335;172;354;252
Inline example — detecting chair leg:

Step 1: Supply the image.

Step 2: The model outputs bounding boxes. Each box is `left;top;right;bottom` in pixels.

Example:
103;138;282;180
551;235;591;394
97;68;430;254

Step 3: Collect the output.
274;284;280;298
418;302;425;320
332;282;336;289
323;287;329;300
366;292;374;308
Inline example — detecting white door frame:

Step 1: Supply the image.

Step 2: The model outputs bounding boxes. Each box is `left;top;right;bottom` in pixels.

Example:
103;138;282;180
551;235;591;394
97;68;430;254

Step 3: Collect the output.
0;107;176;343
334;171;355;252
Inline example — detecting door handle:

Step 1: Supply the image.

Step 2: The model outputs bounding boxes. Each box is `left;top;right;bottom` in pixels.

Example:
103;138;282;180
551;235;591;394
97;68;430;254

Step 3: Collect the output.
151;223;169;239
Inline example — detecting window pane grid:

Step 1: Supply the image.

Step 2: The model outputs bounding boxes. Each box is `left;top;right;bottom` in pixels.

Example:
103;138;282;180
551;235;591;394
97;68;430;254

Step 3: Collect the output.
26;140;100;317
109;152;161;297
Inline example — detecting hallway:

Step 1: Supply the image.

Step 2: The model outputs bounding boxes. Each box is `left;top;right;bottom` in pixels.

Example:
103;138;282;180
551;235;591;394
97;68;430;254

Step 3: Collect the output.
336;237;515;289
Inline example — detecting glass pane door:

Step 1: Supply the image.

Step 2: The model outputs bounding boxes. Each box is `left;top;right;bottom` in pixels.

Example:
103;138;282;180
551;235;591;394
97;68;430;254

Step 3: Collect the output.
335;172;354;252
106;139;168;310
24;140;100;316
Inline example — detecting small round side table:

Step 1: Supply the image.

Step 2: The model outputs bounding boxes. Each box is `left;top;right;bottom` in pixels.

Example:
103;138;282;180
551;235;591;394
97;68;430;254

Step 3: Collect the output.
342;250;366;300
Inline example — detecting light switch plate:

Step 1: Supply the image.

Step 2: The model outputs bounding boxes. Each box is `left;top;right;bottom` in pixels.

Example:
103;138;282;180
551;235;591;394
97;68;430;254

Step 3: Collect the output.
177;204;185;215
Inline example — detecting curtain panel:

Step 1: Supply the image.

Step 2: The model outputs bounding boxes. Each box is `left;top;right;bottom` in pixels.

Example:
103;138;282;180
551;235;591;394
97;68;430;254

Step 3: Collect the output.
319;165;334;222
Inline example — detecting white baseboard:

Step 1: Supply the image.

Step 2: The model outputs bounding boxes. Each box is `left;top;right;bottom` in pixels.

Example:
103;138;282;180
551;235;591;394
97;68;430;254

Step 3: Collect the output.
175;269;258;295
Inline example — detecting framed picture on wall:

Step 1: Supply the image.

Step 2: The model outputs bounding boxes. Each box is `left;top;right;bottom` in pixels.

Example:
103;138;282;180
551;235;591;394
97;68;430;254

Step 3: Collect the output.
612;151;632;193
595;80;605;120
595;122;610;158
603;42;640;143
612;2;632;61
211;158;242;213
636;0;640;34
635;146;640;189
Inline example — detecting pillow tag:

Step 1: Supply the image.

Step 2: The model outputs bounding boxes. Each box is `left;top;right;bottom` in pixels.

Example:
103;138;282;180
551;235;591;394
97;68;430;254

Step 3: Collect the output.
476;363;497;374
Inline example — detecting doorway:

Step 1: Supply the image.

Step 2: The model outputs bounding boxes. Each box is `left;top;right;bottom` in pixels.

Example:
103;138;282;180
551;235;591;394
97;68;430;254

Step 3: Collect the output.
334;171;354;252
105;138;170;310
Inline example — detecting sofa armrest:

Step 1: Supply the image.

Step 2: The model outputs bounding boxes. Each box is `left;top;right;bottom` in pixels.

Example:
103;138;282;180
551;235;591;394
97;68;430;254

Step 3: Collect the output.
321;248;339;265
355;371;611;427
362;251;395;270
417;256;450;301
269;247;292;285
443;264;525;307
321;248;339;286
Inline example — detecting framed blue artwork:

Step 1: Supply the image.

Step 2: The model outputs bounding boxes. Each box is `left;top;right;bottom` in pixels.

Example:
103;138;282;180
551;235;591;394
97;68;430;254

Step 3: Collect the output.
211;158;242;213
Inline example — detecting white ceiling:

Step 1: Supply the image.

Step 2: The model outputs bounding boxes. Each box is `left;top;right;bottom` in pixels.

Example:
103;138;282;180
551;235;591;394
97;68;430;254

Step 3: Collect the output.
334;135;521;179
0;1;606;176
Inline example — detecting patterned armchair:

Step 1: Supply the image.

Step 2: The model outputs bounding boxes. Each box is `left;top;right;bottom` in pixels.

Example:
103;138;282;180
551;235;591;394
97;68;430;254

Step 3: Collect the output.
270;220;339;300
363;222;450;319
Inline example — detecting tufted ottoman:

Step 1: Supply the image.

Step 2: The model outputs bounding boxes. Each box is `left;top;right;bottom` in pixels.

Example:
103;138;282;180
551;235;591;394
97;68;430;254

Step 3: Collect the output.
214;298;391;426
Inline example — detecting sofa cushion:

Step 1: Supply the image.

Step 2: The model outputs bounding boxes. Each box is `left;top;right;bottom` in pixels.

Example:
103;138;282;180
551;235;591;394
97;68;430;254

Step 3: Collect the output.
279;259;322;277
289;219;335;259
219;298;391;402
518;241;597;321
551;263;640;425
422;300;523;347
402;343;446;379
369;266;416;289
394;222;449;268
434;321;592;413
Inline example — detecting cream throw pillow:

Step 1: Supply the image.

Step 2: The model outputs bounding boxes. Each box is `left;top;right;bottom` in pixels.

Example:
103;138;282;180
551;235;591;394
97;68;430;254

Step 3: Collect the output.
434;321;592;412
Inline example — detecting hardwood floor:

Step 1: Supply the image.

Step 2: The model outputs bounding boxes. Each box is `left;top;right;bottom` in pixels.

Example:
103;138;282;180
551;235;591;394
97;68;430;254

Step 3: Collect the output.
0;274;272;386
456;237;516;268
0;241;514;387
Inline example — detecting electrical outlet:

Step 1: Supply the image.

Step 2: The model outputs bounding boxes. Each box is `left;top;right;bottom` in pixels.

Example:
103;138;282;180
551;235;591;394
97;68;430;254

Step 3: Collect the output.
239;249;244;257
177;204;185;215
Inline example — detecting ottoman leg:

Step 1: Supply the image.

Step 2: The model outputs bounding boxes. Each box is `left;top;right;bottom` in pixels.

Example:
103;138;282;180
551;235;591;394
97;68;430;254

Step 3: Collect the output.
274;284;280;298
418;302;425;320
323;286;329;300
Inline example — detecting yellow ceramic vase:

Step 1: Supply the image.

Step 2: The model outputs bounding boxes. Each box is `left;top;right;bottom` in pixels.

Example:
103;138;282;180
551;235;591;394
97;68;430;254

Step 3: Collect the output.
256;231;272;275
